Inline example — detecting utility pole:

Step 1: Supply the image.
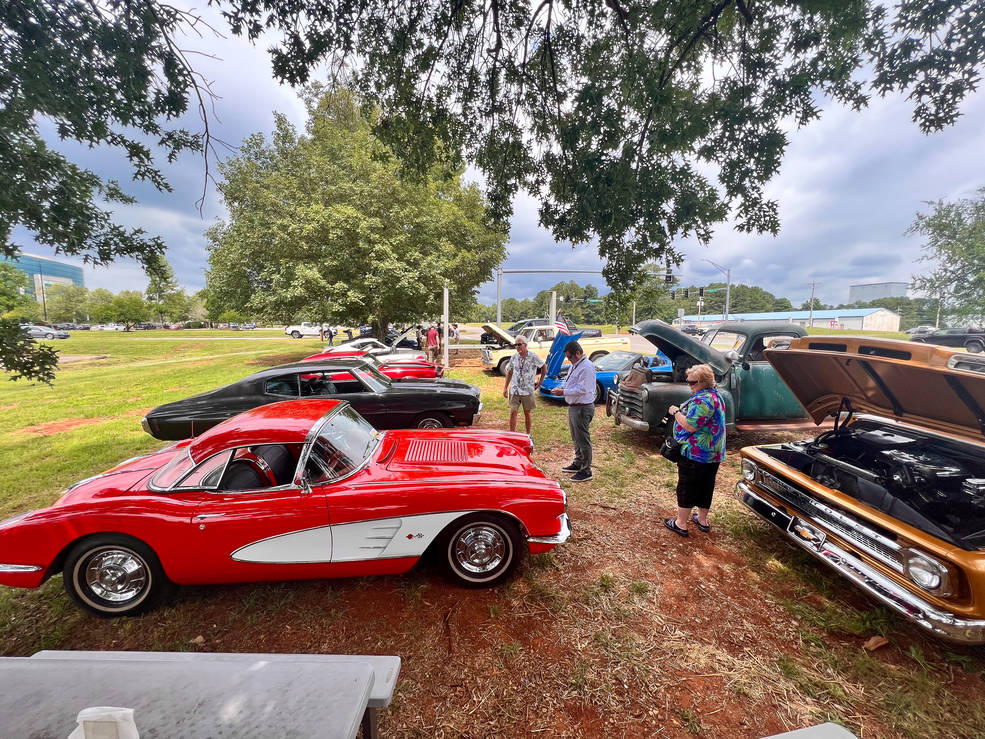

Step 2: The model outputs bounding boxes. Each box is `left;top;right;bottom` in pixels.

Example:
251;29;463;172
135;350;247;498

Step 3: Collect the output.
496;267;502;327
442;285;449;367
702;259;731;322
37;261;48;322
549;291;557;329
808;281;816;328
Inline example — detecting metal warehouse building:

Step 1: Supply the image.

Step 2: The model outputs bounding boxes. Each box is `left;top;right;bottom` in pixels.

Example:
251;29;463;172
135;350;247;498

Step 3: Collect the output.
679;308;900;332
0;252;84;301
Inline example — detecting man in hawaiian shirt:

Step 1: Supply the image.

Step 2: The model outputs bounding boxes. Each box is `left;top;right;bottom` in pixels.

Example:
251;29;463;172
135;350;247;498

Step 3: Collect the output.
503;336;547;434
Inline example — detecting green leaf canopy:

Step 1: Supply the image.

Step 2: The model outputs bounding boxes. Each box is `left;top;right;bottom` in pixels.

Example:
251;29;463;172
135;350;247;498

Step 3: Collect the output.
206;89;507;331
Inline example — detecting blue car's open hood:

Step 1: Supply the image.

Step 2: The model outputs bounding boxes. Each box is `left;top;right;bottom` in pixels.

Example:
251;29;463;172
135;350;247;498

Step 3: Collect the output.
545;331;583;378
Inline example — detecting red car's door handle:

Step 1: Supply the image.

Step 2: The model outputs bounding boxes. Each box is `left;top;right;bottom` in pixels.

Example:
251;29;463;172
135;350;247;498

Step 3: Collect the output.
195;513;227;521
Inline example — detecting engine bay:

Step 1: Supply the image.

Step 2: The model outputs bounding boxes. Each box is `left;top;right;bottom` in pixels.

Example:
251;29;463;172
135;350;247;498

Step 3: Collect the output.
761;417;985;550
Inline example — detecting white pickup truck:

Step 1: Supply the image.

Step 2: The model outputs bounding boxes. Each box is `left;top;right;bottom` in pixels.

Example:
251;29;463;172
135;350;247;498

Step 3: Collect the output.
284;322;328;338
481;323;631;375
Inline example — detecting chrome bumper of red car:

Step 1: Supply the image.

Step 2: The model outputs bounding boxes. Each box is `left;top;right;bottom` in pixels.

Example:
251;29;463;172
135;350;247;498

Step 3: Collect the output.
528;514;571;546
737;482;985;645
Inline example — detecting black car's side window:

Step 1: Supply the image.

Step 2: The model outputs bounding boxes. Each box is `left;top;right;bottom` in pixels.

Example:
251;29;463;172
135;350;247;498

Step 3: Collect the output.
264;375;300;397
331;371;368;394
299;372;336;397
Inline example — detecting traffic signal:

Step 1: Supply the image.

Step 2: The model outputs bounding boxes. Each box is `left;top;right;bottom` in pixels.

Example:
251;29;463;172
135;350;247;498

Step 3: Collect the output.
664;272;674;283
698;287;704;297
669;290;676;300
683;288;690;299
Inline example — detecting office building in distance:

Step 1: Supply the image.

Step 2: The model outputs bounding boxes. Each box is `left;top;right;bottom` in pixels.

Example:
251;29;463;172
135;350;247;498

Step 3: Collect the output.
848;281;908;304
0;253;84;302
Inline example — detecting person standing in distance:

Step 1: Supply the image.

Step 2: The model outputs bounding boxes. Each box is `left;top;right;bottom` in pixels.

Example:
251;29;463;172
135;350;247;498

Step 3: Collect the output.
503;336;546;434
663;364;726;537
550;340;597;482
426;323;440;364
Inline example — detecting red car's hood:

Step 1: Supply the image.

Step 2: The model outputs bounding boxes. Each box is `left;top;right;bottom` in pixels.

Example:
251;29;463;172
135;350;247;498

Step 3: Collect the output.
360;430;551;485
55;444;186;505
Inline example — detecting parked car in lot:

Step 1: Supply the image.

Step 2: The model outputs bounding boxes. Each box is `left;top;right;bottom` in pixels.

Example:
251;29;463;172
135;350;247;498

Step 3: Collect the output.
479;317;601;345
241;322;257;330
910;326;985;353
905;325;936;337
736;337;985;644
284;322;327;338
481;323;629;376
539;333;672;405
0;399;569;616
607;320;812;434
20;324;69;339
92;323;125;331
303;350;444;380
316;329;427;361
142;358;482;439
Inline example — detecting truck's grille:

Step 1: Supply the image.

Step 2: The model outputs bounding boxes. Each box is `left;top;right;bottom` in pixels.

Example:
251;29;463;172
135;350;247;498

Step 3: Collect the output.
758;470;904;573
619;388;645;419
481;348;492;364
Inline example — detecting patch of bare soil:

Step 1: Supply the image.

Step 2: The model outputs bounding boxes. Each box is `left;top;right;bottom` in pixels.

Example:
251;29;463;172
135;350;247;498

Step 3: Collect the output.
59;354;109;364
20;417;106;435
247;353;309;366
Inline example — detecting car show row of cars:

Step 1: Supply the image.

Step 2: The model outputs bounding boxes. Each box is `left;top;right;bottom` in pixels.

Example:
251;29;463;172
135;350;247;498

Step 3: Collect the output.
3;319;985;647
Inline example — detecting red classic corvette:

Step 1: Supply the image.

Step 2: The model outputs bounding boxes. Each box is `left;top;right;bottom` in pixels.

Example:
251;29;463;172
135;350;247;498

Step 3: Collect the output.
303;350;443;380
0;400;568;616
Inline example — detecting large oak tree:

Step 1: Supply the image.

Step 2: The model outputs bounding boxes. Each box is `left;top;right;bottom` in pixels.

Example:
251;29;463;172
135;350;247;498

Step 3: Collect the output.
205;88;507;332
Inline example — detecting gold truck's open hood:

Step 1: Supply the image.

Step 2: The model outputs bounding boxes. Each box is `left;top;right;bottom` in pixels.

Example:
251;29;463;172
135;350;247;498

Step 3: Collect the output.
765;336;985;443
481;323;516;347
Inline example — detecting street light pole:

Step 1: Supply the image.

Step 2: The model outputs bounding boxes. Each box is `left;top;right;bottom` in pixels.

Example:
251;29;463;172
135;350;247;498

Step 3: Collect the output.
702;259;731;322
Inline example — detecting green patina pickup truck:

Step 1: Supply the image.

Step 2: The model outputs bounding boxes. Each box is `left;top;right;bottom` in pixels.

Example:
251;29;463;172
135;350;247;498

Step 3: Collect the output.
606;320;816;434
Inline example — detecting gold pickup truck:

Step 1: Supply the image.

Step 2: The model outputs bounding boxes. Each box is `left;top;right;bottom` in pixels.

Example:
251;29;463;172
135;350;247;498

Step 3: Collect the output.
480;323;631;375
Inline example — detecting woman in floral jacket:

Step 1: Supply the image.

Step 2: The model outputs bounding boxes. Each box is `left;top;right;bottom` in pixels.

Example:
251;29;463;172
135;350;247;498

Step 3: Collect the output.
663;363;726;537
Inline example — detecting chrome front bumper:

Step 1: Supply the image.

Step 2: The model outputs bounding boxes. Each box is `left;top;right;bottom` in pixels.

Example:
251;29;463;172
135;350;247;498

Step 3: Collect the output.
607;393;649;431
736;482;985;645
528;514;571;546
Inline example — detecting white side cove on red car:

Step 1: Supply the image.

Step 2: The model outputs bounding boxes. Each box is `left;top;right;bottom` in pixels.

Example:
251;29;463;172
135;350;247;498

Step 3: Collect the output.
231;511;477;564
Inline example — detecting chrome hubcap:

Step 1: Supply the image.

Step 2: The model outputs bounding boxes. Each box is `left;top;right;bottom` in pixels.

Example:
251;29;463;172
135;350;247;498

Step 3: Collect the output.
455;525;507;574
85;549;148;602
419;418;442;428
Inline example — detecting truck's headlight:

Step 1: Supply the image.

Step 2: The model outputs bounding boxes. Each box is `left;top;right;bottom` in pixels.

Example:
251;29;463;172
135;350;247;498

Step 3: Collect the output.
903;549;954;595
741;458;758;482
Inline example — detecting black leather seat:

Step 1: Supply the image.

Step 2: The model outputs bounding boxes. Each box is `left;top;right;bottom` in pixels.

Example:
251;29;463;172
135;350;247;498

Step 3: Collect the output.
220;461;266;491
253;445;295;486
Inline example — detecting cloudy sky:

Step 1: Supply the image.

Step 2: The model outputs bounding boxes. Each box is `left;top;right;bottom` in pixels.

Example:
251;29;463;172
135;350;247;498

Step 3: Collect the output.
15;3;985;310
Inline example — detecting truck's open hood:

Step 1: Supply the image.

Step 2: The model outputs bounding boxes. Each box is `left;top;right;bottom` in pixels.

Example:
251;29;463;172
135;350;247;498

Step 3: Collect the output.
765;336;985;442
630;319;730;375
482;323;516;347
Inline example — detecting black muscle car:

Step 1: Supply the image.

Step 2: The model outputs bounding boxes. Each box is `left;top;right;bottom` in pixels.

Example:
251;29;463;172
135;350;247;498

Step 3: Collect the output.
142;359;482;440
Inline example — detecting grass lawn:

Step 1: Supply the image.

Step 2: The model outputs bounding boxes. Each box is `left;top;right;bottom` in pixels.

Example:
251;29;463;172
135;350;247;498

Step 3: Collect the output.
1;331;983;738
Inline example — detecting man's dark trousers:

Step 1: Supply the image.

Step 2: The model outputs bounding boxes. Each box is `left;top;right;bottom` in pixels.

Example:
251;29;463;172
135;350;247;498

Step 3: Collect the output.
568;403;594;471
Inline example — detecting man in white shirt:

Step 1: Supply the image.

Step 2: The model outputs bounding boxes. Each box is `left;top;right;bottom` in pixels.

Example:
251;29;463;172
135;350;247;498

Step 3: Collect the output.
503;336;546;434
550;339;597;482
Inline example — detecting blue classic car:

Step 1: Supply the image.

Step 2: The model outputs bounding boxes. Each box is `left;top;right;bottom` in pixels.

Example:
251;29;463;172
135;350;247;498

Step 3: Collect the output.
539;332;671;404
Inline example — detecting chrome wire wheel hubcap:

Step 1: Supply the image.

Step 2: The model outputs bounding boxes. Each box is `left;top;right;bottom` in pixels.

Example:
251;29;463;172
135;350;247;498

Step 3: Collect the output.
454;525;507;575
418;417;443;429
84;548;148;603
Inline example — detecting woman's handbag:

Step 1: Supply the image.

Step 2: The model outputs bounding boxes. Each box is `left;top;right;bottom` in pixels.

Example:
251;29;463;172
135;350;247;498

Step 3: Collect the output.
659;414;683;462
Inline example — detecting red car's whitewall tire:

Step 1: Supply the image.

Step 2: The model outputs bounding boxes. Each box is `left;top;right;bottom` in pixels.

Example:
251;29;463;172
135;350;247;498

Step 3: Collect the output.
440;514;523;588
63;534;174;617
